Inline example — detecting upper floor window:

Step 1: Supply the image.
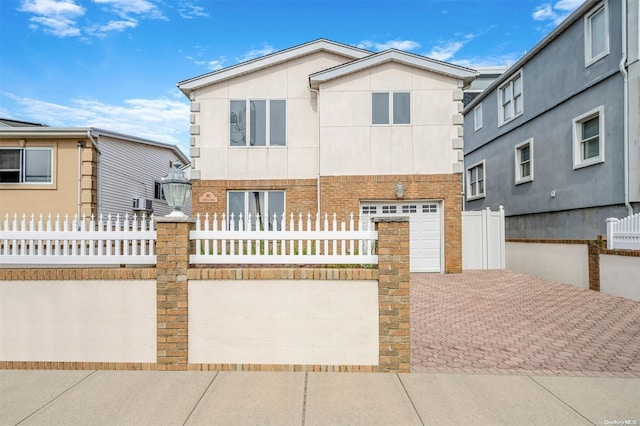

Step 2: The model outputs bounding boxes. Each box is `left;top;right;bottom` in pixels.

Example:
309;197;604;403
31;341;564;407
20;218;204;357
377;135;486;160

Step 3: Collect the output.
466;160;485;200
498;70;523;126
227;190;285;230
474;103;483;131
230;100;286;147
372;92;410;125
573;106;605;169
514;139;534;184
0;148;52;184
154;181;165;200
585;2;609;67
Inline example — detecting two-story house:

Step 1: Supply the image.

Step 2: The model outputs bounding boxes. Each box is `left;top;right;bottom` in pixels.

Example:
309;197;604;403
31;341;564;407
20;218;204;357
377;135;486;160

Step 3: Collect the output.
177;39;476;272
0;122;191;218
463;0;639;239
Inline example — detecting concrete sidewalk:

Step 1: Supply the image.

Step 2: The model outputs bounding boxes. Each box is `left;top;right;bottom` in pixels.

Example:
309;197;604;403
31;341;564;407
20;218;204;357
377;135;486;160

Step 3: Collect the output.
1;370;638;425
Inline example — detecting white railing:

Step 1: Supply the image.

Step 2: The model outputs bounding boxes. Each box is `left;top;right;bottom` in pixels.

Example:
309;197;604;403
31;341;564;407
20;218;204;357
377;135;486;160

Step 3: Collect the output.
606;213;640;250
190;212;377;265
0;213;156;267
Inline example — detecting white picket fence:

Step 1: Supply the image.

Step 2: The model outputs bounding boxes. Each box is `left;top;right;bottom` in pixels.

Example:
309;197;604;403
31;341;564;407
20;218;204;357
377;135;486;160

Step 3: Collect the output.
606;213;640;250
190;212;378;265
0;213;156;267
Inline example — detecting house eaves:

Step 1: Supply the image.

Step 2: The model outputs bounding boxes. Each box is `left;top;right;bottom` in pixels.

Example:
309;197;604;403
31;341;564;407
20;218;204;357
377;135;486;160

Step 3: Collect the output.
309;49;477;89
176;39;372;97
0;127;190;165
463;0;601;113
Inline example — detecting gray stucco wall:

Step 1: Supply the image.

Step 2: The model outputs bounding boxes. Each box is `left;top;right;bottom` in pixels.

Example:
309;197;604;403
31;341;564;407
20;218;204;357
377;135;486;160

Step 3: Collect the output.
463;0;632;239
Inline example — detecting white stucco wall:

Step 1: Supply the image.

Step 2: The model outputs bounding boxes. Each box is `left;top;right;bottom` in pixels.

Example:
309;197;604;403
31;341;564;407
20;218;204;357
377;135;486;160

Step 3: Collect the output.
0;280;156;362
189;280;379;365
600;255;640;301
505;242;589;288
194;52;353;181
319;62;461;176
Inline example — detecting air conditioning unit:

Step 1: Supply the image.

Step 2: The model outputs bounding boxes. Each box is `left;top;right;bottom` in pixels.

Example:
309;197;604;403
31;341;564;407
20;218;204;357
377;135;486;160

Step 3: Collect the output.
133;198;152;211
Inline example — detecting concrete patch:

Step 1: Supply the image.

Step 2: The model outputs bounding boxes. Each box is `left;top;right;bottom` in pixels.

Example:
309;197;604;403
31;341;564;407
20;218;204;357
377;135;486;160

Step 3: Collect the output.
305;373;422;426
186;371;305;425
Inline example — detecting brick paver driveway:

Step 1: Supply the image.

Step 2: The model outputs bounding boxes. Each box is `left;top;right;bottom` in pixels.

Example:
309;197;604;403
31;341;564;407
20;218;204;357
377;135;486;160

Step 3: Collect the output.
411;270;640;377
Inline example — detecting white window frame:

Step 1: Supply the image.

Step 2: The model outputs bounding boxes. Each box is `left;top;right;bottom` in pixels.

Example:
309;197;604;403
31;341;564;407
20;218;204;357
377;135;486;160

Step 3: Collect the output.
473;103;483;131
573;106;605;169
514;138;534;185
226;190;286;230
584;2;609;67
498;70;523;126
466;160;486;201
229;99;286;147
0;147;54;185
372;91;411;125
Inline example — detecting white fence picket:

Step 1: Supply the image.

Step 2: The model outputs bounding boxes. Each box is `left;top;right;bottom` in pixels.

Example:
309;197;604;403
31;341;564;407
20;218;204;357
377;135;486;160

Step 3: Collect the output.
606;213;640;250
190;212;378;265
0;213;156;267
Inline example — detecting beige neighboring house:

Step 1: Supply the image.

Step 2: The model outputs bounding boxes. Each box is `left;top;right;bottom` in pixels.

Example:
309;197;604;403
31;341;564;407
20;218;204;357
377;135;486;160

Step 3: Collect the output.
0;120;190;219
177;39;476;272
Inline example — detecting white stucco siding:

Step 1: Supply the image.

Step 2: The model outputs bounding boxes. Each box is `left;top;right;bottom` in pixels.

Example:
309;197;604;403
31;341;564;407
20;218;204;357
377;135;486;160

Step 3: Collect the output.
189;280;379;365
0;280;156;363
318;62;460;176
194;51;355;181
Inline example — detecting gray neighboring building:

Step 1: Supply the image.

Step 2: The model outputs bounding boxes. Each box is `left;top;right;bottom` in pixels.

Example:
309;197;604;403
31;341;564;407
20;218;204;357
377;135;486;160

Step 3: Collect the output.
462;0;640;239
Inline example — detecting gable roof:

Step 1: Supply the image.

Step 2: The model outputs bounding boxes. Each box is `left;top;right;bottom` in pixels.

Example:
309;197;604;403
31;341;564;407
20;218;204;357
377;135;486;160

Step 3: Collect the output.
309;49;477;89
463;0;601;112
0;126;190;165
177;39;372;96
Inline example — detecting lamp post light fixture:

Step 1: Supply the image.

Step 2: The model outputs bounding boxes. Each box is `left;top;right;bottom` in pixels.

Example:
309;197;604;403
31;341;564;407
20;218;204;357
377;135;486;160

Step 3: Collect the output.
162;162;191;217
395;181;405;199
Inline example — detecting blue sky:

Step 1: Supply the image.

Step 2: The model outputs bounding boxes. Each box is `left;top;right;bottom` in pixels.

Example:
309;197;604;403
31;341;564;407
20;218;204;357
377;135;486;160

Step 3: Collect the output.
0;0;585;156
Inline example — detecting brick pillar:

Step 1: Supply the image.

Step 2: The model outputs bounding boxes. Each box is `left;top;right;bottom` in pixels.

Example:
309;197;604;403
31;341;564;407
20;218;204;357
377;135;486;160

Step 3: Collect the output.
374;217;411;373
155;216;194;371
588;240;602;292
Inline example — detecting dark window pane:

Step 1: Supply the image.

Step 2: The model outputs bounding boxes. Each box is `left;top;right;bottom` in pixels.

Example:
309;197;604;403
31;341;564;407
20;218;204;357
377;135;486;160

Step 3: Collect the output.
270;100;286;146
250;100;266;146
393;92;410;124
372;93;389;124
230;101;246;146
24;149;51;182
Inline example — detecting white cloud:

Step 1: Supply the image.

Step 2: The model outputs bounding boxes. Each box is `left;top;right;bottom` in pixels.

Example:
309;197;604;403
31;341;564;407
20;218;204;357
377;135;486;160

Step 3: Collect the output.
451;53;522;69
533;0;583;26
92;0;165;20
426;34;476;62
20;0;84;37
177;2;209;19
356;39;421;52
235;45;275;63
4;93;190;150
87;19;138;34
194;59;225;71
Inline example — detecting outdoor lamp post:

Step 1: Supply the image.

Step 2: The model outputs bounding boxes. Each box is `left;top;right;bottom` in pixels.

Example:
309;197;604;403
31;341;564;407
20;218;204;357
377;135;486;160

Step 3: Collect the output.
162;162;191;217
395;181;405;199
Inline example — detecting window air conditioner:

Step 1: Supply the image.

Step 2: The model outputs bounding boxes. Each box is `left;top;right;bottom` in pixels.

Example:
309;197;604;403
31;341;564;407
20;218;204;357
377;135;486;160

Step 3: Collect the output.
133;198;152;211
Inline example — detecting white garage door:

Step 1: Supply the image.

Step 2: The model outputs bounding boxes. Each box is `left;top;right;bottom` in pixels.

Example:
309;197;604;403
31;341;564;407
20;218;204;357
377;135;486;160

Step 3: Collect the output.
361;201;442;273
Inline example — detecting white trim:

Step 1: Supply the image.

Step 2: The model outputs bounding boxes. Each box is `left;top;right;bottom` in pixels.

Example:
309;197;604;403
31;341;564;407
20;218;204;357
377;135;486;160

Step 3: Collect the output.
572;105;605;169
497;69;524;127
584;1;609;67
473;103;483;131
466;159;486;201
514;138;534;185
0;146;54;185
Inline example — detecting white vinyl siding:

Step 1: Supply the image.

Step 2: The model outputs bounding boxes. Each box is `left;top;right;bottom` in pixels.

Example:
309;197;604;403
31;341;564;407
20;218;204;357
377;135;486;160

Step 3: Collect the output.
573;106;605;169
585;2;609;67
498;70;523;126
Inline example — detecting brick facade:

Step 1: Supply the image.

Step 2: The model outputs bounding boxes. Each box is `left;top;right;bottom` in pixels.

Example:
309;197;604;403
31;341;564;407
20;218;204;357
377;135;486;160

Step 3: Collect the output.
192;173;463;273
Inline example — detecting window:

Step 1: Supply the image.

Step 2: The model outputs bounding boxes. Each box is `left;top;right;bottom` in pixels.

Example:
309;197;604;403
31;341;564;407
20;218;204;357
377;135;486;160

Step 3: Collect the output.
585;2;609;66
422;204;437;213
230;100;286;147
498;70;523;126
466;160;485;200
154;181;165;200
402;205;417;214
372;92;410;125
227;190;285;230
361;206;377;215
514;139;534;184
382;205;397;214
0;148;52;184
474;103;483;131
573;106;605;169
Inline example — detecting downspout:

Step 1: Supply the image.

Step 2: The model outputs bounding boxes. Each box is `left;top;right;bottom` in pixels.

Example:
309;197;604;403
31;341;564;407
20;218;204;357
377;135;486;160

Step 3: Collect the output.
620;0;634;216
310;86;321;214
86;131;102;216
77;141;82;220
